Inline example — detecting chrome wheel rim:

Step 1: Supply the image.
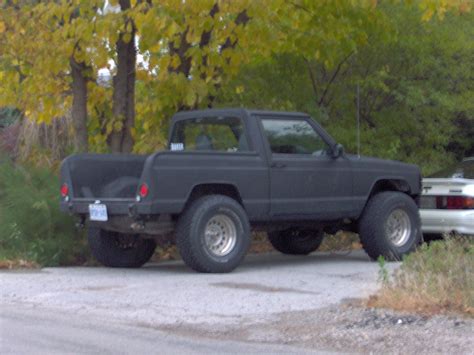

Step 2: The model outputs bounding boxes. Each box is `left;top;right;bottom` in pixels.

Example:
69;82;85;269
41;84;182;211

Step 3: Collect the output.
204;214;237;256
385;209;411;247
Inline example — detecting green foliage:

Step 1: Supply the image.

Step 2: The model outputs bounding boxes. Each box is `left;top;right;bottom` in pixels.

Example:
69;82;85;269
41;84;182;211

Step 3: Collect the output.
0;159;89;266
400;237;473;284
374;236;473;315
0;0;472;268
218;4;474;175
3;1;469;157
0;107;21;127
377;255;389;284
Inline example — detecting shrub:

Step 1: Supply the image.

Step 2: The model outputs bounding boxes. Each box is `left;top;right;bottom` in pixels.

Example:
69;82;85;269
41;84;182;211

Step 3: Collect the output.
370;236;474;315
0;158;89;266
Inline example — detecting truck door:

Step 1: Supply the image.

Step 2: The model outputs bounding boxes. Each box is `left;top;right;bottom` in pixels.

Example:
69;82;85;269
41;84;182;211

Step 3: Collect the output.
259;116;353;219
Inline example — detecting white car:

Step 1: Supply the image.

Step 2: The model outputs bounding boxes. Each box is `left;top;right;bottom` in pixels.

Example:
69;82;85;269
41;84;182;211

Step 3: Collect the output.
420;157;474;238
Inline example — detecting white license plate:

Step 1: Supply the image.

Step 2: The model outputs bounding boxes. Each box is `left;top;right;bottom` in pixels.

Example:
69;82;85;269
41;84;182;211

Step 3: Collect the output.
89;203;108;221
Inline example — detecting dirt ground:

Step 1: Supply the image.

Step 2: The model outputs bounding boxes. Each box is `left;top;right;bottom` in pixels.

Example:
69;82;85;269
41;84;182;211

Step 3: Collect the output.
1;250;472;354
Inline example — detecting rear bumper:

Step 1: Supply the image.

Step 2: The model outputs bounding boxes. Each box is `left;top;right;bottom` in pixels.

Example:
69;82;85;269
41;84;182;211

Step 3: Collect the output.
420;209;474;235
60;199;153;216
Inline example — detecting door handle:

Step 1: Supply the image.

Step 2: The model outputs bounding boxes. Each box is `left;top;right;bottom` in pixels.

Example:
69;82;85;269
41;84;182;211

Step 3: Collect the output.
271;162;287;168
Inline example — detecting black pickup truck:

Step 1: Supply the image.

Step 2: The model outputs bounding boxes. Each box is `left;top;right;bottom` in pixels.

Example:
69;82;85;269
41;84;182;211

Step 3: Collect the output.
60;108;422;272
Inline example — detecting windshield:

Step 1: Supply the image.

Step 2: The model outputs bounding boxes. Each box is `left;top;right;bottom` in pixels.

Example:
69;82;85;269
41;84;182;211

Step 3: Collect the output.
429;159;474;179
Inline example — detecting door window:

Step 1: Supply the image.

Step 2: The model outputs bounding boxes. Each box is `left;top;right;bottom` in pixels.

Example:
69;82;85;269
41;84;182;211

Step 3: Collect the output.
170;116;249;152
261;118;329;155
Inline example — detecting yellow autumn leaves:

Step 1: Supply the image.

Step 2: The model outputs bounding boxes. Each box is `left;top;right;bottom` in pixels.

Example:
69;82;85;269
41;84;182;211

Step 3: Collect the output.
0;0;470;154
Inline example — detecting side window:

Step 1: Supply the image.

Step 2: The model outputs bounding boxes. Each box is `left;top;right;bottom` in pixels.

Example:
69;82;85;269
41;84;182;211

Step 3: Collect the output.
169;116;249;152
261;118;329;155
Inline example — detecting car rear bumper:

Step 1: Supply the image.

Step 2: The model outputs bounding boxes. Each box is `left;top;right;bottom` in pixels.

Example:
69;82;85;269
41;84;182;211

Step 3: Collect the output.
60;199;153;216
420;209;474;235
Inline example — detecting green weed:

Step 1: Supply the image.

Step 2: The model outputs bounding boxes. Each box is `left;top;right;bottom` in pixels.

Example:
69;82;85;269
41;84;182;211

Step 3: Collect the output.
0;159;89;266
370;236;474;315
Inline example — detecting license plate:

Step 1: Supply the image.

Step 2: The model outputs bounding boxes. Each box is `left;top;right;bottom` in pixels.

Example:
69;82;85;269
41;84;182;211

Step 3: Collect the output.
89;203;108;221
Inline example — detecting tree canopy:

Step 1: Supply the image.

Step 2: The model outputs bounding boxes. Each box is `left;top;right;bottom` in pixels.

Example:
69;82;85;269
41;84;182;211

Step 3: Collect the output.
0;0;472;172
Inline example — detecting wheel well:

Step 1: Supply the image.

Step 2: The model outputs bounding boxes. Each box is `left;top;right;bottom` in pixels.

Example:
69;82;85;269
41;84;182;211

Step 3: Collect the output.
369;179;411;198
186;183;243;207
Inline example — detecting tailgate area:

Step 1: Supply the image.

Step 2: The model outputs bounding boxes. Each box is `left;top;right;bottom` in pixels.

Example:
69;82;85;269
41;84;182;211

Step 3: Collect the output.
62;154;148;199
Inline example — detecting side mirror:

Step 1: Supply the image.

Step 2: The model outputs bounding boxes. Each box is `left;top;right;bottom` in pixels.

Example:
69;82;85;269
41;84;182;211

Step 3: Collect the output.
331;143;344;159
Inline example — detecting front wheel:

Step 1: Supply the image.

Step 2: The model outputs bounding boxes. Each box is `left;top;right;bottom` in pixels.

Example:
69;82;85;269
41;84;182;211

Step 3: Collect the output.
359;192;421;261
176;195;250;273
88;228;156;268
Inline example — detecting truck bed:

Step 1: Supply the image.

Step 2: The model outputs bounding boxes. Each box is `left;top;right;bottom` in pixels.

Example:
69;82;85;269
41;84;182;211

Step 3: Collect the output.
61;154;148;199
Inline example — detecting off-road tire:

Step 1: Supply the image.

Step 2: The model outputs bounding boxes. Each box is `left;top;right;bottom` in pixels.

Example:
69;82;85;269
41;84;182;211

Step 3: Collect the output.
176;195;250;273
268;228;324;255
359;192;421;261
88;228;156;268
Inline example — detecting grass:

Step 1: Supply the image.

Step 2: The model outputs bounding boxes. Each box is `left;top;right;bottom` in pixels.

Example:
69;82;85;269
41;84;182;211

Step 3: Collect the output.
0;258;39;269
369;236;474;316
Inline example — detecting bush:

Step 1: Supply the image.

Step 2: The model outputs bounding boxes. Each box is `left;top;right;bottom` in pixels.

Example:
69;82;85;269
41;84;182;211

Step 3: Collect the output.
370;236;474;315
0;107;21;128
0;159;89;266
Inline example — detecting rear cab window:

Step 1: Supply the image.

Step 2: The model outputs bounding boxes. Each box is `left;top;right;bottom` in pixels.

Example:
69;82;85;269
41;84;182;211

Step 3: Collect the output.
260;117;330;156
169;116;249;152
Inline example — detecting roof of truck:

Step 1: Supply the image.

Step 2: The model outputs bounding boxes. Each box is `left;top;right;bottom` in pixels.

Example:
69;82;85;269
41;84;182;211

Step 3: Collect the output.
172;108;309;120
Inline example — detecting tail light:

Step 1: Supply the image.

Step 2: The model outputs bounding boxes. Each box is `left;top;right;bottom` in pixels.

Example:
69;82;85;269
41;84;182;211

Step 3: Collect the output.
436;196;474;210
60;183;69;197
139;183;149;198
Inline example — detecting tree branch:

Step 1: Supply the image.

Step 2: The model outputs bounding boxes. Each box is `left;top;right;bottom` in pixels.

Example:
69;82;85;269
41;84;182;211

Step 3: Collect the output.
304;58;319;105
220;10;249;53
199;3;219;75
207;9;250;107
318;51;353;107
168;27;192;76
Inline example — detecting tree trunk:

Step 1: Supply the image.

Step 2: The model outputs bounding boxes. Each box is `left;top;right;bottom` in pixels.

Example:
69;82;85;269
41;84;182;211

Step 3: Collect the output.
109;0;136;153
69;56;89;152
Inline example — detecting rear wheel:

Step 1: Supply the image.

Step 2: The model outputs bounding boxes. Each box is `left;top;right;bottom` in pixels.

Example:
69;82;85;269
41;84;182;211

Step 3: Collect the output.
359;192;421;261
88;228;156;268
176;195;250;273
268;228;324;255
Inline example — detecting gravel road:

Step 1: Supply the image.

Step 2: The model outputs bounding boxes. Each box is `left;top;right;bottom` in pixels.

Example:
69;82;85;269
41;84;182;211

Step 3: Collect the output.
1;250;472;354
